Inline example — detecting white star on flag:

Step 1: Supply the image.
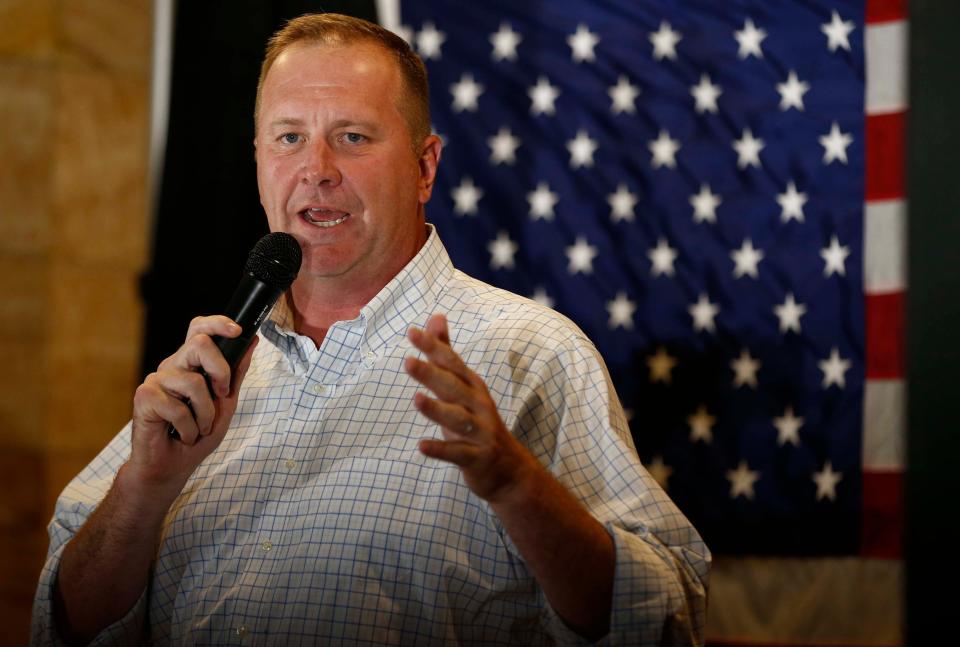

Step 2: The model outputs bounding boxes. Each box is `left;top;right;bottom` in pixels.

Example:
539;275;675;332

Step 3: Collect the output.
450;74;483;112
777;70;810;111
774;293;807;334
487;127;520;165
731;239;764;279
608;75;640;114
530;287;554;310
647;347;678;384
819;347;851;389
813;461;843;501
731;349;761;388
566;130;598;168
490;22;521;61
727;460;760;499
650;21;681;60
606;292;636;329
777;180;808;222
821;10;855;52
690;73;722;114
774;406;804;447
734;18;767;59
649;129;680;168
646;455;673;490
688;405;716;443
689;294;720;333
819;121;853;164
487;231;518;270
690;183;721;223
733;128;765;169
527;182;558;221
820;235;850;276
648;238;678;277
607;184;638;223
565;236;598;274
416;22;446;60
567;23;599;63
451;177;483;216
528;76;560;116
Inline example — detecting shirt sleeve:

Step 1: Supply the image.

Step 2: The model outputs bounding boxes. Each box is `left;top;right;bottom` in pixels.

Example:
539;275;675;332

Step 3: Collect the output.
493;323;711;646
30;422;149;646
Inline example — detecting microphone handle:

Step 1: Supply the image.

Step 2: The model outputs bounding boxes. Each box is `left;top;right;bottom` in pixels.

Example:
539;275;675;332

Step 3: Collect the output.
167;273;284;441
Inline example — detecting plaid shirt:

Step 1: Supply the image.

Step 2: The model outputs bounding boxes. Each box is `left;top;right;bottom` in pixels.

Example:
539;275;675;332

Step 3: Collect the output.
32;226;708;646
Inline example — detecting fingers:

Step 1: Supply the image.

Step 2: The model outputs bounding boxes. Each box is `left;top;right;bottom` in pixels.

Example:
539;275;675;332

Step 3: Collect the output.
159;334;232;398
424;313;450;344
185;315;242;342
407;320;480;391
418;438;479;466
412;392;476;438
152;370;217;433
134;380;203;445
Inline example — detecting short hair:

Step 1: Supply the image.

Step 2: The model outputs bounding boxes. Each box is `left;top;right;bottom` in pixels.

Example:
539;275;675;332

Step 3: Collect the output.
255;13;431;149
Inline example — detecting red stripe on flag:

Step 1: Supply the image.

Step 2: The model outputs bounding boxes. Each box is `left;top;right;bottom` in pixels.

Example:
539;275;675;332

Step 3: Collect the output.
861;470;902;558
865;292;904;379
865;111;905;201
865;0;908;24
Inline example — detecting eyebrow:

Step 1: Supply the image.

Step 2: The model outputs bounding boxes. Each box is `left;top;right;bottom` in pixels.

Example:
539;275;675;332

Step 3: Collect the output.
266;117;381;132
266;117;306;129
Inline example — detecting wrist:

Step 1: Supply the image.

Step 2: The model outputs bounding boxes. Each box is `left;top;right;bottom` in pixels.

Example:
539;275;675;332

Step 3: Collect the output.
113;462;181;528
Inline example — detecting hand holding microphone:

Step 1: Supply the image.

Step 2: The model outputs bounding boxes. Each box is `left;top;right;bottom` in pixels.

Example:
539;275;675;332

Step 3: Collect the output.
165;232;302;441
127;233;301;492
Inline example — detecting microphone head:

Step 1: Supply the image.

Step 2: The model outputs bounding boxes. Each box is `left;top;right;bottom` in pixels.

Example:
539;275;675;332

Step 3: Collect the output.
245;232;302;290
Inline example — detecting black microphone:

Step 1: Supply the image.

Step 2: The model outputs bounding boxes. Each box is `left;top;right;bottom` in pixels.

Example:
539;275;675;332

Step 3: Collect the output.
168;232;302;440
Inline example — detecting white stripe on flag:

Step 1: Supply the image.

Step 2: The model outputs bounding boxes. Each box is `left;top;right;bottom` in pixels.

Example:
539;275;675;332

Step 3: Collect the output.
864;198;907;293
376;0;402;32
863;379;905;470
866;21;908;114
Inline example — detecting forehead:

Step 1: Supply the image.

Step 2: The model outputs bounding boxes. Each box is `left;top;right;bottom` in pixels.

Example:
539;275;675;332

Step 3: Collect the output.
262;41;401;104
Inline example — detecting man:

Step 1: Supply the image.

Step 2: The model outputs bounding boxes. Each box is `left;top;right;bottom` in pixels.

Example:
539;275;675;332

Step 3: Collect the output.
33;14;708;646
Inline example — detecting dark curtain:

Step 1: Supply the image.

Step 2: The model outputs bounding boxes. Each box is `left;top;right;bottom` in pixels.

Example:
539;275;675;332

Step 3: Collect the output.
141;0;376;378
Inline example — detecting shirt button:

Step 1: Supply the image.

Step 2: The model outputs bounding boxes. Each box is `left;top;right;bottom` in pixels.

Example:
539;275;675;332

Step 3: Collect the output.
363;351;376;362
312;384;326;395
261;540;273;552
236;625;248;637
284;459;297;470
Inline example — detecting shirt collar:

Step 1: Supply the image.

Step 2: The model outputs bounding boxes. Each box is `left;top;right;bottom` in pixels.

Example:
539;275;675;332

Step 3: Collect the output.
261;223;453;357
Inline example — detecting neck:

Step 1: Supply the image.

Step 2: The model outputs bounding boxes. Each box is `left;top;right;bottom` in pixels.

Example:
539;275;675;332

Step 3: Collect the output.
286;225;429;347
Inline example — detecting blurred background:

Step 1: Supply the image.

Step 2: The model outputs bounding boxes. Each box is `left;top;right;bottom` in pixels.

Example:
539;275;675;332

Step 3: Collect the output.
1;0;957;644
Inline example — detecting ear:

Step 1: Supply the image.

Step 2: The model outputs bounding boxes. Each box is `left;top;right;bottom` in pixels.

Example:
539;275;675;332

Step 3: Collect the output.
417;134;443;205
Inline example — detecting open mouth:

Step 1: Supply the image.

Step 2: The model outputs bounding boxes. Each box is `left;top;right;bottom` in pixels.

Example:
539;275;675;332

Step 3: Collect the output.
301;207;350;228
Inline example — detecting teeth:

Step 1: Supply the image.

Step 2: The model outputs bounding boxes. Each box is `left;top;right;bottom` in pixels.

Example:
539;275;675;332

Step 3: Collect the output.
303;210;349;228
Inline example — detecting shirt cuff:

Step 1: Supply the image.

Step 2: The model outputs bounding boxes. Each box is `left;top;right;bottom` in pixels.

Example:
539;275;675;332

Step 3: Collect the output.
605;523;707;646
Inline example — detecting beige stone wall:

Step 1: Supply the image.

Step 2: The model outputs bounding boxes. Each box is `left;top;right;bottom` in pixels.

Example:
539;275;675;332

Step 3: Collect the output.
0;0;152;640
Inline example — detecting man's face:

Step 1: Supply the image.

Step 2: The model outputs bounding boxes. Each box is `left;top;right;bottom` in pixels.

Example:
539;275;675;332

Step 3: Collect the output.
255;41;439;289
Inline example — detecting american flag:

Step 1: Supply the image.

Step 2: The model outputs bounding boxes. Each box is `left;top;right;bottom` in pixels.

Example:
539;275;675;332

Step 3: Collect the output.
386;0;905;643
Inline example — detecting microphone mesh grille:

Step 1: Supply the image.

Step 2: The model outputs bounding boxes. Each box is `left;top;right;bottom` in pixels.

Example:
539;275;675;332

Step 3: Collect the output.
244;232;302;290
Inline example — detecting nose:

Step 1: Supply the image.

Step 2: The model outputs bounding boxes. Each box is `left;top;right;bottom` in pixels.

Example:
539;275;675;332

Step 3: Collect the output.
300;139;342;187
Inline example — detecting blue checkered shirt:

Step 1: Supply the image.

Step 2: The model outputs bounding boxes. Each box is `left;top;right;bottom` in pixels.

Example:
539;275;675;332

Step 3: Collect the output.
32;227;709;645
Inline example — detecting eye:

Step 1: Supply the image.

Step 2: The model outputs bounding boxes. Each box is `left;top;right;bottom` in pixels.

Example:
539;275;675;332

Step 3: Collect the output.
343;132;366;144
280;133;301;145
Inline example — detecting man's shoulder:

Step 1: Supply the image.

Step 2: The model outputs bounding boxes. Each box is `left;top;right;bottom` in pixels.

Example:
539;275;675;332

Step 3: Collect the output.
438;269;593;354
